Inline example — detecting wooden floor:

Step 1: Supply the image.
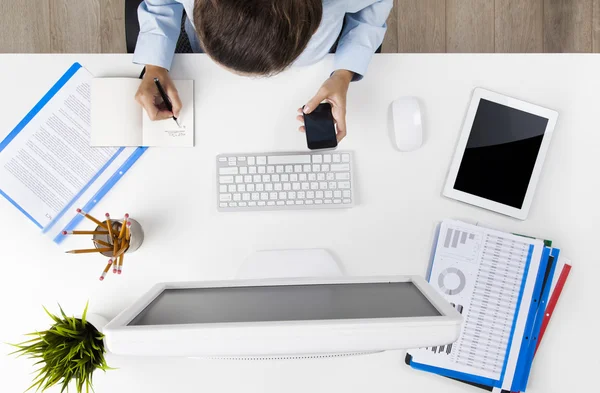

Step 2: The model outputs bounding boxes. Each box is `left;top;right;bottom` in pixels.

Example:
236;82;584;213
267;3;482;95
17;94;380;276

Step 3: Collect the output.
1;0;600;53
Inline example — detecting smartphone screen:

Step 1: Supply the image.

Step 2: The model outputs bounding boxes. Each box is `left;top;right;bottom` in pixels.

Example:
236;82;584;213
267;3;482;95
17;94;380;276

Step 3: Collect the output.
303;103;338;150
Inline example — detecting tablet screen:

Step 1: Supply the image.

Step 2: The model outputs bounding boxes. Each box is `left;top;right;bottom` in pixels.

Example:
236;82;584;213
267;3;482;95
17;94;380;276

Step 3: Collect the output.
453;99;549;208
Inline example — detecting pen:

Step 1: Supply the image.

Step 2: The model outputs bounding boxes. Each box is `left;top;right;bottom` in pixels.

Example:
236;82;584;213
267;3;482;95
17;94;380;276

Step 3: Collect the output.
153;78;181;127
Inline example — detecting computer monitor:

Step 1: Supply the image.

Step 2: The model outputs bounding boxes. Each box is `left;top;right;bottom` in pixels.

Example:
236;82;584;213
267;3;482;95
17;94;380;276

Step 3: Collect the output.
104;275;462;358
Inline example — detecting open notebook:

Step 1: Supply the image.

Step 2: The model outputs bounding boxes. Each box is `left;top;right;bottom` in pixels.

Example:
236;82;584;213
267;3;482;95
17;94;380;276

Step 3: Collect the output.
91;78;194;147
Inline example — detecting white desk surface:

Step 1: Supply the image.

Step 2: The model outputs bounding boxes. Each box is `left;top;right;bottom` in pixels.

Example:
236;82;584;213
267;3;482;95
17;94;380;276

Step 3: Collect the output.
0;54;598;393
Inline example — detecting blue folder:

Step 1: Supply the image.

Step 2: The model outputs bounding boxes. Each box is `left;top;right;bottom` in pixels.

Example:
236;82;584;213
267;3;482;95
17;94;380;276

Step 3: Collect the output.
0;62;146;244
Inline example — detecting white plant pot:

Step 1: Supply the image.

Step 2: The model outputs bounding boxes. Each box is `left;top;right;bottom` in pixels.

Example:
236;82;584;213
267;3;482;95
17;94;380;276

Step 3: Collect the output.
79;313;109;333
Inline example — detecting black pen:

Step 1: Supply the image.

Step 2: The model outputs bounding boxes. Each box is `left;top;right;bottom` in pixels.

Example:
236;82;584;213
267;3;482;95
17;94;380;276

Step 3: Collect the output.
153;78;181;127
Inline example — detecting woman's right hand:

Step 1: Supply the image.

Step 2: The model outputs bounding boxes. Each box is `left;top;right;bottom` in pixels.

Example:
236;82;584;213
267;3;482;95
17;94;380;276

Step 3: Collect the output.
134;65;182;121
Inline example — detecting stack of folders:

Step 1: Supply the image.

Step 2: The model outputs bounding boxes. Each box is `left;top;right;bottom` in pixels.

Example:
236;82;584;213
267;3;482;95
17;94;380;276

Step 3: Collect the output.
406;219;571;392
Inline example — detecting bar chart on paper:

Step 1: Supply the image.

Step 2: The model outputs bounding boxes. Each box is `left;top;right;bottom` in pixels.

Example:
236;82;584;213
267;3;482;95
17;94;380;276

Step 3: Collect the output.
414;220;533;380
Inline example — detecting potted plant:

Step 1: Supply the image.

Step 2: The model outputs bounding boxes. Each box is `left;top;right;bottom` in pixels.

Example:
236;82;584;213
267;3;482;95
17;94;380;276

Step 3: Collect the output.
10;302;111;393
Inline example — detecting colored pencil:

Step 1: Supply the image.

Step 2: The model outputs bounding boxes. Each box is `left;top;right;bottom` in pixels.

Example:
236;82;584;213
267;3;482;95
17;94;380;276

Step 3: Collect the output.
76;208;107;229
104;213;114;239
112;237;119;256
118;214;129;239
63;230;109;236
99;259;113;281
117;254;124;274
113;239;129;258
66;247;112;254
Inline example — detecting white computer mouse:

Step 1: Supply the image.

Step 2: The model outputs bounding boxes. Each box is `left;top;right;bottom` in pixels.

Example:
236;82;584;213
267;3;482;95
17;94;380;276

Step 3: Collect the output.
390;96;423;151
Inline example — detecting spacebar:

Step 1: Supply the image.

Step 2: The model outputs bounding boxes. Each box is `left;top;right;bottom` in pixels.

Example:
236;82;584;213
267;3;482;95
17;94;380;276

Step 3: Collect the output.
268;155;312;165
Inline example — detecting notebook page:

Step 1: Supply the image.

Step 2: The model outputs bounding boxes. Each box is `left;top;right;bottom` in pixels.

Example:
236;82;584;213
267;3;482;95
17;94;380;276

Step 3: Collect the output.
91;78;142;147
0;67;119;228
141;80;194;147
410;220;543;383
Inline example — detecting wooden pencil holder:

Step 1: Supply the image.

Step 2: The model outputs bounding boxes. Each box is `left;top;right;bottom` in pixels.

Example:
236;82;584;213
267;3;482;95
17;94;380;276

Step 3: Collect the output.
92;218;144;257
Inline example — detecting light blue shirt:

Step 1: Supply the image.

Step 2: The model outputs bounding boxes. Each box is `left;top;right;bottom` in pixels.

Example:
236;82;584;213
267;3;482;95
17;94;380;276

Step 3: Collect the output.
133;0;393;80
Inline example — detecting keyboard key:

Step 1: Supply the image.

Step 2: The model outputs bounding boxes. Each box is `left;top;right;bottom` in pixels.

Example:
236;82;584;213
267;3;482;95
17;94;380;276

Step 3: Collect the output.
220;176;234;184
312;155;322;163
342;154;350;163
279;192;287;200
257;156;267;165
238;157;246;161
268;155;311;165
258;166;266;174
301;183;310;190
315;200;323;204
296;200;304;205
265;184;273;191
220;202;228;207
343;190;351;198
247;184;255;192
258;201;266;206
322;164;330;172
276;165;284;173
247;156;255;165
238;184;246;192
281;174;289;182
329;182;337;189
326;173;335;181
334;191;342;198
235;175;243;183
256;184;264;191
336;173;350;180
253;175;261;182
303;164;311;172
240;167;248;174
292;183;300;190
324;199;332;204
243;193;251;201
285;165;293;173
220;194;232;201
315;191;323;198
333;154;341;163
334;199;342;204
305;200;314;205
262;175;271;182
251;193;260;201
233;193;241;201
319;182;328;189
324;154;332;163
290;174;298;182
299;173;307;181
310;182;319;190
274;183;282;191
313;164;321;172
267;201;275;206
219;185;228;193
308;173;317;181
283;183;291;191
338;182;351;189
229;202;238;207
228;185;236;192
260;193;269;201
249;201;257;207
249;166;257;174
317;173;325;181
219;167;238;175
286;200;294;205
343;199;352;204
307;191;315;198
228;157;237;166
276;201;285;206
239;202;247;207
270;192;278;200
298;191;306;198
325;191;333;198
294;164;302;172
218;157;227;162
267;166;275;173
289;191;296;199
331;164;350;172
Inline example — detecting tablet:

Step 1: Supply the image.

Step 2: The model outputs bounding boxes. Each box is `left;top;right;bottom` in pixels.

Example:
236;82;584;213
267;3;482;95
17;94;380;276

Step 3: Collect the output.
443;88;558;220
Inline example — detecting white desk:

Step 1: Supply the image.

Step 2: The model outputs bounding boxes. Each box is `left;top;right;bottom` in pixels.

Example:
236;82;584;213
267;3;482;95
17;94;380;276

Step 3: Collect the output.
0;54;598;393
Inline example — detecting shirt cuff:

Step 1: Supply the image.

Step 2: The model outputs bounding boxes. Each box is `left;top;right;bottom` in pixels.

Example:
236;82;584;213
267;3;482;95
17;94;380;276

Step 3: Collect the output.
333;44;375;82
132;33;178;71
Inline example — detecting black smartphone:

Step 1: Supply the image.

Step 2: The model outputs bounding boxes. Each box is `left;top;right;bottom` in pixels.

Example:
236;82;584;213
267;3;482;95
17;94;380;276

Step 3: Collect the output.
303;103;338;150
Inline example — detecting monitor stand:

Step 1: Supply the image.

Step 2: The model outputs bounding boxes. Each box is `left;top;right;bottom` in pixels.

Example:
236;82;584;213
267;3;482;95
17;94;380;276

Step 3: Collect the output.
200;249;378;360
236;249;343;279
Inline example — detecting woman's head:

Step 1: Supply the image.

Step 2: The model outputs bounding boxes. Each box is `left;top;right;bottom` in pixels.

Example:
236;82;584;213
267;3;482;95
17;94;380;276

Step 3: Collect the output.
194;0;323;76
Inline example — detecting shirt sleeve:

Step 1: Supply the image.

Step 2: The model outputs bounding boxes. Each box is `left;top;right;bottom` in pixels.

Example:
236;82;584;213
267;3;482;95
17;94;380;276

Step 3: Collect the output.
132;0;184;71
334;0;393;81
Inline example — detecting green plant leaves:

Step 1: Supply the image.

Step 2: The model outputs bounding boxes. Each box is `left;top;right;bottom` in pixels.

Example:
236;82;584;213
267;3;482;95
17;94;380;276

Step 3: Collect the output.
9;303;110;393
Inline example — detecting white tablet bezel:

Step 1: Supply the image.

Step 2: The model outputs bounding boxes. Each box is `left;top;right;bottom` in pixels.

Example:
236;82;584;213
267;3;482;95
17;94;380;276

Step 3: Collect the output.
443;88;558;220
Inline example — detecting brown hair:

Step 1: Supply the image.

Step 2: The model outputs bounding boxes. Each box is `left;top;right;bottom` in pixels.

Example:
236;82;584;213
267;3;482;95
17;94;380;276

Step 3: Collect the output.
194;0;322;76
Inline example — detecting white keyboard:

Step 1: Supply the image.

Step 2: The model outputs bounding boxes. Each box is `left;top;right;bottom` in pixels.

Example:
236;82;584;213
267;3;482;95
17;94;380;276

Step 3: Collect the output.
216;151;355;211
